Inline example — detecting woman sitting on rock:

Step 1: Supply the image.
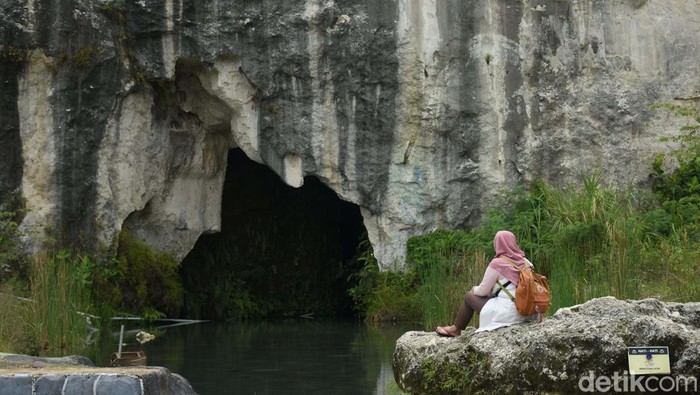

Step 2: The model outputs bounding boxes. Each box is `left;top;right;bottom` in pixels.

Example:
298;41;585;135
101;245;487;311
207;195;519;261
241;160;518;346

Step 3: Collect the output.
435;230;530;337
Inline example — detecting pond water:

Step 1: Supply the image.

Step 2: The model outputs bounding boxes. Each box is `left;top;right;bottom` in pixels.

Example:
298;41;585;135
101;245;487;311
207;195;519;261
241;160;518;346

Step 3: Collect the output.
90;320;412;395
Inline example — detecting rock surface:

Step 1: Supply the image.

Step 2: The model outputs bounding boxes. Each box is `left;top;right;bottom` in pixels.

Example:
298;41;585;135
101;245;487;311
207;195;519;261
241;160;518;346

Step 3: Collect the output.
393;297;700;394
0;353;197;395
0;1;698;267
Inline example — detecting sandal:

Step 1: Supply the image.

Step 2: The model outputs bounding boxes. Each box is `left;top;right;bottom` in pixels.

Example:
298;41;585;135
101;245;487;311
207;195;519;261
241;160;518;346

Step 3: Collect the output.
435;326;459;337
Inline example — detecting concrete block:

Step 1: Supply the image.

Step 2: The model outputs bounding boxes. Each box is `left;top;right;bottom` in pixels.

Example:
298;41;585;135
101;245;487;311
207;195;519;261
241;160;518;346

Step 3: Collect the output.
95;374;143;395
35;375;67;395
0;375;32;395
64;374;98;395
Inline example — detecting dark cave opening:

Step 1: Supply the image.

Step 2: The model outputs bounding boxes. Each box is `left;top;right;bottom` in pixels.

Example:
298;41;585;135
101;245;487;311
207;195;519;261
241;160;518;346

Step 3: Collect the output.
180;148;367;321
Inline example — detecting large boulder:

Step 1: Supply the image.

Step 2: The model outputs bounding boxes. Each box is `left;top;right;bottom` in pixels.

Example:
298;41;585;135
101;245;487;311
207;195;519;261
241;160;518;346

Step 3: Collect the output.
393;297;700;394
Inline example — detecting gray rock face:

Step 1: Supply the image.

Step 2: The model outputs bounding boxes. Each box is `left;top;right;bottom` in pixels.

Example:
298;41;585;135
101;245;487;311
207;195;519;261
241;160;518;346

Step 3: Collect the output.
0;0;698;267
393;297;700;394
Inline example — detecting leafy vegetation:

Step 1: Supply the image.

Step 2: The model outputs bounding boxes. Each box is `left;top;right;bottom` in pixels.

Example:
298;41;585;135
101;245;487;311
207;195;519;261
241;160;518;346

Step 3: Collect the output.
0;45;27;64
28;251;93;356
0;248;94;357
353;170;700;330
0;194;26;278
351;102;700;330
0;221;184;356
0;200;29;353
100;0;126;24
0;281;31;353
348;235;420;324
70;47;95;68
91;230;183;318
1;102;698;358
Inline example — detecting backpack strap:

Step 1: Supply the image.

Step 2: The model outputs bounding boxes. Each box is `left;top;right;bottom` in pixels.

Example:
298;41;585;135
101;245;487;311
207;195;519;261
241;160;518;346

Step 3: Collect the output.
494;280;511;297
496;280;515;302
496;256;526;303
500;256;526;272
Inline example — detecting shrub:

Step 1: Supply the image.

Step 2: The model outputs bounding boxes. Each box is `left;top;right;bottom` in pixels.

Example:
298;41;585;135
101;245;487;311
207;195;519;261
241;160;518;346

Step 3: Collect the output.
92;230;183;317
648;100;700;239
0;198;27;282
348;235;420;324
352;169;700;329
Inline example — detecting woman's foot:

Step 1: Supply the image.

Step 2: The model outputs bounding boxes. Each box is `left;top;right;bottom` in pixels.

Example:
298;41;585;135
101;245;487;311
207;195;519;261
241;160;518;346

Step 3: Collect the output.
435;325;460;337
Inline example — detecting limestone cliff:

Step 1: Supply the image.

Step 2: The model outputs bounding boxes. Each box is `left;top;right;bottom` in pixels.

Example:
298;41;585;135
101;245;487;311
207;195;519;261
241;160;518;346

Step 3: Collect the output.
0;0;698;268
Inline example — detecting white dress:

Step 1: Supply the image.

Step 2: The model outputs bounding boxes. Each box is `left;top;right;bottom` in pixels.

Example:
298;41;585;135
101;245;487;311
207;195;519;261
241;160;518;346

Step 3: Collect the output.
475;279;525;332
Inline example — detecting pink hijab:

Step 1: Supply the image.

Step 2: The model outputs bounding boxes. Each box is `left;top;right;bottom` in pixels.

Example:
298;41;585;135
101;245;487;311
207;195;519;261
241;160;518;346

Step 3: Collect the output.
488;230;528;284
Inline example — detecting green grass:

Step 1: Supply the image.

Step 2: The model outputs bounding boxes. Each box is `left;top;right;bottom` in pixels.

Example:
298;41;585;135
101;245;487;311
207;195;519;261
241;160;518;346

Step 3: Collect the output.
0;282;31;353
352;172;700;329
524;173;645;307
28;251;93;356
411;232;487;330
0;252;94;356
0;223;185;356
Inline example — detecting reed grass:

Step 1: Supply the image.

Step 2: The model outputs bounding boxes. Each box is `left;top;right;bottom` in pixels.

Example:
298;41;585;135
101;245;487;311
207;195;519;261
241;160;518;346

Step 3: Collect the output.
521;174;646;309
28;251;93;356
0;282;30;353
418;256;453;330
0;251;94;356
416;249;486;330
638;228;700;301
354;173;700;330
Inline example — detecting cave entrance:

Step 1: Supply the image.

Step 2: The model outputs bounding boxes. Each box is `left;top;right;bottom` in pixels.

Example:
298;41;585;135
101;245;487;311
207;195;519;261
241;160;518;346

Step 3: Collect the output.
180;148;366;320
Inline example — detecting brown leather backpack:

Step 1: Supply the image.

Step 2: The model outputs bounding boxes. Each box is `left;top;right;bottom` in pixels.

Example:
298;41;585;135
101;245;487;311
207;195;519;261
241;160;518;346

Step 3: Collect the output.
497;257;551;317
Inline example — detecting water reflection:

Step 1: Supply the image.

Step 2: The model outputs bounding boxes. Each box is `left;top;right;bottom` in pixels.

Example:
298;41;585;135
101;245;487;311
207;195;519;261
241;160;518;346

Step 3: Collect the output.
90;320;410;395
